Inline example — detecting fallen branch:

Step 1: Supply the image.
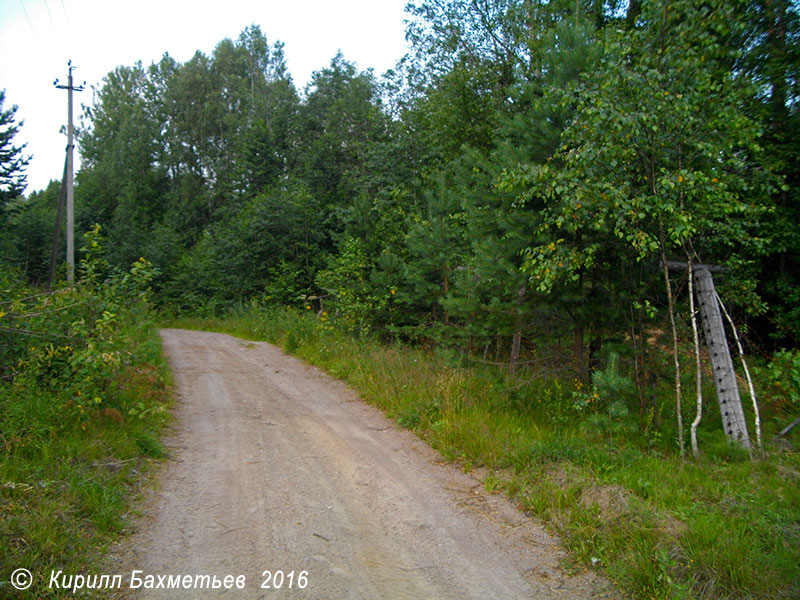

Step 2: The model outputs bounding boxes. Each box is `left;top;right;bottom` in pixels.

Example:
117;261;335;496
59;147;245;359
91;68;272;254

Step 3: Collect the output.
9;302;82;319
0;326;82;341
778;417;800;438
0;288;71;306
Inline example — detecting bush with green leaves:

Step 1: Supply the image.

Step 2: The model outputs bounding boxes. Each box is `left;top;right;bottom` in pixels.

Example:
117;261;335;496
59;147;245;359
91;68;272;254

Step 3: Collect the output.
315;236;390;335
1;225;170;598
765;349;800;412
1;225;159;428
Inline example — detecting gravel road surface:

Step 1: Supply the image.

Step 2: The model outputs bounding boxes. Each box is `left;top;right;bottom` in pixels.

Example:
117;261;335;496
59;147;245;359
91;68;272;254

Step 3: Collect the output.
114;329;617;599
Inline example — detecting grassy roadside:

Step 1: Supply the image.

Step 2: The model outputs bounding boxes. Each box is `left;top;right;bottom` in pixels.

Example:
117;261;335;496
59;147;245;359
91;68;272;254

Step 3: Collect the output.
166;304;800;600
0;322;171;599
1;256;172;598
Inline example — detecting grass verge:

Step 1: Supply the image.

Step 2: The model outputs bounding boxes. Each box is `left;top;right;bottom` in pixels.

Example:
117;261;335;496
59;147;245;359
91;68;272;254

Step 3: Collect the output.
0;316;171;599
164;304;800;600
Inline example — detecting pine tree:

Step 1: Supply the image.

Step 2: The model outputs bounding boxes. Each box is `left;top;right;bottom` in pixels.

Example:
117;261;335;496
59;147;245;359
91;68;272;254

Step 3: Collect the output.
0;90;30;207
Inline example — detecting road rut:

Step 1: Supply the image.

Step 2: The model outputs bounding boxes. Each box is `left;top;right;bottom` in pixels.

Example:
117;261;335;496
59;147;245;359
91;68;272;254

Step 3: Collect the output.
114;329;617;599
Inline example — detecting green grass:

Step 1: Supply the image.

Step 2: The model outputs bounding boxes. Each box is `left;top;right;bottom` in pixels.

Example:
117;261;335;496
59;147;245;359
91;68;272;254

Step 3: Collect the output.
0;319;172;599
165;303;800;599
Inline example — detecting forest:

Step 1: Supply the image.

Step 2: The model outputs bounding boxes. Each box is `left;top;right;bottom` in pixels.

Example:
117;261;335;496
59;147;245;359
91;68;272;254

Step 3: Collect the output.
3;0;800;454
1;0;800;596
3;0;799;350
0;0;800;474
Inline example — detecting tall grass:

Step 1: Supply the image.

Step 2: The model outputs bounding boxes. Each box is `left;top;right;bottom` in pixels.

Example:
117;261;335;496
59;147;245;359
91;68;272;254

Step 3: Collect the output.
1;256;172;598
0;326;171;599
166;302;800;599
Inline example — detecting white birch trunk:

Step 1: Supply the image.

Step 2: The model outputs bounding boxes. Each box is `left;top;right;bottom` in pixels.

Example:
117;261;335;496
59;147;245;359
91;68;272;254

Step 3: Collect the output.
689;261;703;458
662;258;685;459
716;291;762;455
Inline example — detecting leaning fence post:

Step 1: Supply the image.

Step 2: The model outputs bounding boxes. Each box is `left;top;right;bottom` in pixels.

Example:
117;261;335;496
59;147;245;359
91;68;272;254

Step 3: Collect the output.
666;261;752;453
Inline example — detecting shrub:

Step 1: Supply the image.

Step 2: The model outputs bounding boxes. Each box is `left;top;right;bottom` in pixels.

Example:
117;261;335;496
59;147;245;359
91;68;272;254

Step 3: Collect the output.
765;349;800;411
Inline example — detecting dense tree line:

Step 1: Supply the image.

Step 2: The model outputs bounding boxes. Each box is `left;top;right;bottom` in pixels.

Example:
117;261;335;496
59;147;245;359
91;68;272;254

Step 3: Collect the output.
3;1;799;401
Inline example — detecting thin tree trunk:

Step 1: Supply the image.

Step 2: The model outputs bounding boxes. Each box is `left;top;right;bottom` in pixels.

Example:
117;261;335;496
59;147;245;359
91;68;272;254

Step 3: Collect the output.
574;254;587;383
574;324;586;383
630;303;649;427
662;251;685;459
510;331;522;374
626;0;642;28
766;0;789;129
509;286;526;374
443;269;450;325
689;260;703;458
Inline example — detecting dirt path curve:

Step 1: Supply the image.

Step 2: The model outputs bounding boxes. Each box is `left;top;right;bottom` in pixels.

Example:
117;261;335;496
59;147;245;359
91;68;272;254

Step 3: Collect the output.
115;329;617;599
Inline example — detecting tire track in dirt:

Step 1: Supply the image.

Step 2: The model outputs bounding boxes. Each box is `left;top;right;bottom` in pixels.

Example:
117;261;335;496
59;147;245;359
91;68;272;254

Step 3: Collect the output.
112;329;618;599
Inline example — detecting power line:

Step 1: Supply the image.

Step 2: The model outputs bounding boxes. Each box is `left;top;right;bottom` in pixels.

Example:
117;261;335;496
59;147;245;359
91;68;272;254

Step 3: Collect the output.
42;0;54;28
18;0;35;37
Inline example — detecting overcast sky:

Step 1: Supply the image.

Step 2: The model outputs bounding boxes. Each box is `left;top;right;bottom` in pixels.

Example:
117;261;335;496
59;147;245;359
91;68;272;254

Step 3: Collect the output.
0;0;410;194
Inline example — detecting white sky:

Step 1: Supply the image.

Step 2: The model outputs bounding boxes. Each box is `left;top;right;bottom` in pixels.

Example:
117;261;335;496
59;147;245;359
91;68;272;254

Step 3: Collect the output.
0;0;410;194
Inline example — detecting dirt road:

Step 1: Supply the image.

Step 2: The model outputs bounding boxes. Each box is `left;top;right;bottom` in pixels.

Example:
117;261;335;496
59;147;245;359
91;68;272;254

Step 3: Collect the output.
114;329;617;599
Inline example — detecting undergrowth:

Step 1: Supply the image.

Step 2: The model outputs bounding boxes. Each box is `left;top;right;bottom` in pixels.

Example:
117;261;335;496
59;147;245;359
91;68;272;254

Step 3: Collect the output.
0;228;171;598
164;301;800;600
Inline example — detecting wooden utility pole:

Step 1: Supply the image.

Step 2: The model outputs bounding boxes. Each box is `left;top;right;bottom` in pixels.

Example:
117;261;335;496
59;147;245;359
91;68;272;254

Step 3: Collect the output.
667;261;752;451
54;60;84;284
693;267;751;451
46;155;68;290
